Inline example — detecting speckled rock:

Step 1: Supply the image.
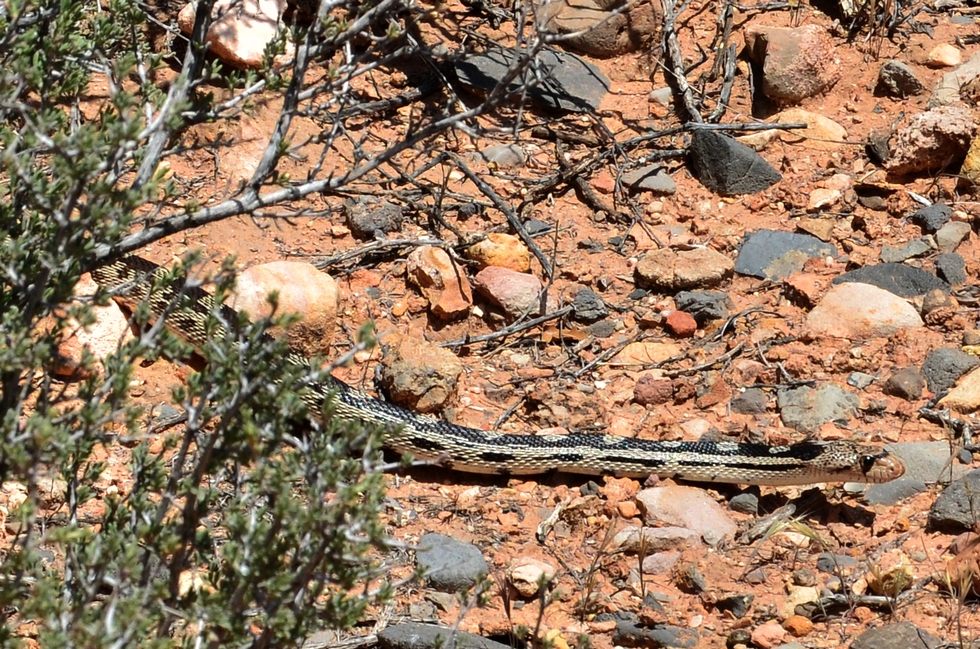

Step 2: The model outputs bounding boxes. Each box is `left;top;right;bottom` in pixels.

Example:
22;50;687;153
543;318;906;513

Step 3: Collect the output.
231;261;340;357
380;335;462;414
635;247;733;291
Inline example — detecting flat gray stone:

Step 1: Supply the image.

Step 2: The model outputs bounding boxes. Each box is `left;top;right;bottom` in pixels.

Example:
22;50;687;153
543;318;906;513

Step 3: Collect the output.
864;477;928;506
880;238;934;263
622;165;677;194
935;221;971;253
735;229;836;280
921;347;980;393
455;46;609;113
850;621;939;649
935;253;967;285
776;384;858;433
886;441;969;484
379;623;511;649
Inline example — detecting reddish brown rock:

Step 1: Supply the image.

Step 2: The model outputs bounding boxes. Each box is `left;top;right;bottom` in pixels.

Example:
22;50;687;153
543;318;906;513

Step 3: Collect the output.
663;310;697;337
633;373;674;406
886;105;976;175
406;246;473;320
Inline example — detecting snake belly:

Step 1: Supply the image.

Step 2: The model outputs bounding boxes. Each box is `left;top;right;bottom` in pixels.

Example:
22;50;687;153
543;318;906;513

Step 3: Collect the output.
90;254;906;486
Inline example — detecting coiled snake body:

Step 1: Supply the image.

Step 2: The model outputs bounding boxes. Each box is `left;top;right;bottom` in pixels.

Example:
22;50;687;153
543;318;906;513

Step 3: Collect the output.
92;255;906;486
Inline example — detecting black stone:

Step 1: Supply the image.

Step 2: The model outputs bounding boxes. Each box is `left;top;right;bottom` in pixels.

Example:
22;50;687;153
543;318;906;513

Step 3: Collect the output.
909;203;953;233
832;262;948;298
571;287;609;322
688;129;782;196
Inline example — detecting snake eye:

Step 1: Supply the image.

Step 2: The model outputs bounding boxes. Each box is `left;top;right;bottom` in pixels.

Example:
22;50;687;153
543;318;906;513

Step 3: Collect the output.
860;454;878;474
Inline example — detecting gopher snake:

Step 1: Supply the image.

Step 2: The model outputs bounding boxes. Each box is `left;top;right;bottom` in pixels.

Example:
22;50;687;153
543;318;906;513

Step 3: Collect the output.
91;255;905;486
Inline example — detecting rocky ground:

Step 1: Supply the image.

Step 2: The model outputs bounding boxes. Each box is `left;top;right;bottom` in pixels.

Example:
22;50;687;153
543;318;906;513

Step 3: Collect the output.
9;0;980;646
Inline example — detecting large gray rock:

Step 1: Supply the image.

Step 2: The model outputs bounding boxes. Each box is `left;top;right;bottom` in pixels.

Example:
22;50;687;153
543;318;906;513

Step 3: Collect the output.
455;46;609;113
734;229;836;280
416;533;489;592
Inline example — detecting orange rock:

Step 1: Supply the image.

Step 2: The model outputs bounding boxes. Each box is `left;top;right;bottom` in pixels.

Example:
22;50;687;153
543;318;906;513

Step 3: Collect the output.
466;233;531;272
406;245;473;320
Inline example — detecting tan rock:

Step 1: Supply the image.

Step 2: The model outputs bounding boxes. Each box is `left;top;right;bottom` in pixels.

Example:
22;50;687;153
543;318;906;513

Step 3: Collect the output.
774;108;848;151
508;557;557;597
539;0;661;57
465;233;531;272
938;367;980;412
406;246;473;320
927;43;962;68
230;261;340;357
807;188;841;212
634;247;733;290
611;342;683;366
960;132;980;186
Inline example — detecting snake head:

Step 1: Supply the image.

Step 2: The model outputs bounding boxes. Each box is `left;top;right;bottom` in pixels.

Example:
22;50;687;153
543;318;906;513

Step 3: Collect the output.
859;449;906;483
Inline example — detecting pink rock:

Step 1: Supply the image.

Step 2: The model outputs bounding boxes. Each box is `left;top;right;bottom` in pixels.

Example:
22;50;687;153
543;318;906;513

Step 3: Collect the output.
750;621;787;649
472;266;558;318
804;282;923;340
178;0;290;69
663;310;697;337
636;485;737;546
48;274;133;378
406;246;473;320
230;261;340;357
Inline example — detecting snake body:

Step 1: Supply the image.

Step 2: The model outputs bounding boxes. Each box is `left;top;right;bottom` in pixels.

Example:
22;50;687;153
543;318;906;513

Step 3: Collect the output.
91;255;906;486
